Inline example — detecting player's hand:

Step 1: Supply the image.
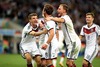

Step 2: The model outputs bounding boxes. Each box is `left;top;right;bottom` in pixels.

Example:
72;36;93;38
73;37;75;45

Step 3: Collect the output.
29;31;35;35
41;43;48;50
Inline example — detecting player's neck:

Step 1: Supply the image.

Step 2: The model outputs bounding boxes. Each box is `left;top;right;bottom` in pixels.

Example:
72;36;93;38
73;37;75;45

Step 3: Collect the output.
45;15;52;18
30;23;37;28
62;13;67;16
87;22;93;28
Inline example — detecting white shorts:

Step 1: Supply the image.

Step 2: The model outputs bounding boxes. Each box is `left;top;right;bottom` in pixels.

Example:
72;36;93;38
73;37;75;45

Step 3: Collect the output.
39;34;48;58
45;40;59;59
20;42;41;58
84;45;98;63
39;48;46;58
58;30;65;53
67;39;81;60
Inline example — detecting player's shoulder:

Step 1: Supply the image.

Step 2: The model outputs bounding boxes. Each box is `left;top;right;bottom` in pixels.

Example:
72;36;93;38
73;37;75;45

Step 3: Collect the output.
82;24;87;28
46;20;55;25
23;23;31;30
93;23;99;27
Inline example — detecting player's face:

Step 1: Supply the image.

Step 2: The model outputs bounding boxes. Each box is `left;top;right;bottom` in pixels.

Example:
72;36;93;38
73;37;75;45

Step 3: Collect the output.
57;5;64;16
29;16;38;27
86;15;94;24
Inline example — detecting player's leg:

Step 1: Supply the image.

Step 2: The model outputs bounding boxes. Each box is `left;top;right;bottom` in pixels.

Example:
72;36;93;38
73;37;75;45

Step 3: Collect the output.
82;45;98;67
66;41;81;67
32;60;35;67
41;58;47;67
45;49;54;67
58;30;65;67
39;46;47;67
46;59;54;67
25;53;33;67
59;52;65;67
20;44;33;67
34;55;42;67
52;58;57;67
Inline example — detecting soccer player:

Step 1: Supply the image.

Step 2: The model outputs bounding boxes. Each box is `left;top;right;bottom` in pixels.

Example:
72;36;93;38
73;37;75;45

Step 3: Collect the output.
79;12;100;67
30;4;59;67
46;4;81;67
56;23;65;67
20;13;42;67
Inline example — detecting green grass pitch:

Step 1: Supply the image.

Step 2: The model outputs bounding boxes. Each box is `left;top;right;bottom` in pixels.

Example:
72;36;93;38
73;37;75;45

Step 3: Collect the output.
0;54;100;67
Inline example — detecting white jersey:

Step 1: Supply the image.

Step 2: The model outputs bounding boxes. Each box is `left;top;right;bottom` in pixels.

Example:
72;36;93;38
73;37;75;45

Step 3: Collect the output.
80;24;100;46
61;15;80;44
44;20;59;59
20;23;39;44
45;20;57;43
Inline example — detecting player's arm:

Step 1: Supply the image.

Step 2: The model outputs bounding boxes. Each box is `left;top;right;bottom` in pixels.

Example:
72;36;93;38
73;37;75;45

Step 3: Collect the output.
46;28;54;44
56;30;59;40
46;17;64;23
97;35;100;45
29;28;48;36
79;35;83;40
41;28;54;50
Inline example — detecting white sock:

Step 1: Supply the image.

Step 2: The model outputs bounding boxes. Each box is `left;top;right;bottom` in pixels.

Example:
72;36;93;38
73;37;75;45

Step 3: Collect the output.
60;57;64;63
52;59;56;67
32;60;35;66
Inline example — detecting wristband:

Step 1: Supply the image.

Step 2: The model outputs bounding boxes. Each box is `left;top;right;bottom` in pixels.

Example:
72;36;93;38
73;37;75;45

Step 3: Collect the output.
45;43;49;46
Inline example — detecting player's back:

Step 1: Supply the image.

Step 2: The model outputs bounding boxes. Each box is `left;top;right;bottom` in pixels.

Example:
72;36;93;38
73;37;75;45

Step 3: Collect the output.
45;20;58;43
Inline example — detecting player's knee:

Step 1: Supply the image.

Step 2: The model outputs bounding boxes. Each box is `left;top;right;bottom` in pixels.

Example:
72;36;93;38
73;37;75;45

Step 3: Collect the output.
35;56;41;64
66;59;76;67
82;60;89;67
82;63;88;67
25;53;32;63
66;60;72;67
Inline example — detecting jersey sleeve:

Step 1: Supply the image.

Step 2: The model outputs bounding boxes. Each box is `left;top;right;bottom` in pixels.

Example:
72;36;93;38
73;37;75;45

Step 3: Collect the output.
96;25;100;35
45;21;55;30
80;26;84;36
61;15;72;24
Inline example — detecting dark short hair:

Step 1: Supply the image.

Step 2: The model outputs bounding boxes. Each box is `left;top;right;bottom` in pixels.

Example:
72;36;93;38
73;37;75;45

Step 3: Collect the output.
43;4;54;15
28;13;38;20
86;12;94;18
60;4;69;12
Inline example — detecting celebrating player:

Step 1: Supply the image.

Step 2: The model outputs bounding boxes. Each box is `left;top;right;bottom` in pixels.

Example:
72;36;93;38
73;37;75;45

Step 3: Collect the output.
46;4;81;67
20;13;42;67
30;4;59;67
79;12;100;67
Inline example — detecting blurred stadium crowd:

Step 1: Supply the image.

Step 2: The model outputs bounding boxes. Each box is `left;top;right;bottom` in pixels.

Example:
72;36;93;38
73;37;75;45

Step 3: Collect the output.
0;0;100;57
0;0;100;34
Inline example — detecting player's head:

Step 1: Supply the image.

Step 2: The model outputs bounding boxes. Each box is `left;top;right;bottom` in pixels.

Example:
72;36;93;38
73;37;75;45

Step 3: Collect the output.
42;4;54;17
28;13;38;27
86;12;94;24
57;4;69;16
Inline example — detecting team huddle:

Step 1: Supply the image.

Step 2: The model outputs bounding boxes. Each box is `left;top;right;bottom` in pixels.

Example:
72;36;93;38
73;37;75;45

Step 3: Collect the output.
20;3;100;67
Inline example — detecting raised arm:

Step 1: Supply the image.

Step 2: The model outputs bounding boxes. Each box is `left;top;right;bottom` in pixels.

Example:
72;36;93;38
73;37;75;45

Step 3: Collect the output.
29;28;48;36
46;17;65;23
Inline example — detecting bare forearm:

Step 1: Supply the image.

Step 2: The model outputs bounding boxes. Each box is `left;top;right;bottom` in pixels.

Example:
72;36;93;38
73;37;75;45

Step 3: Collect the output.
98;36;100;45
46;33;54;44
29;29;48;36
34;29;48;36
51;17;64;23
